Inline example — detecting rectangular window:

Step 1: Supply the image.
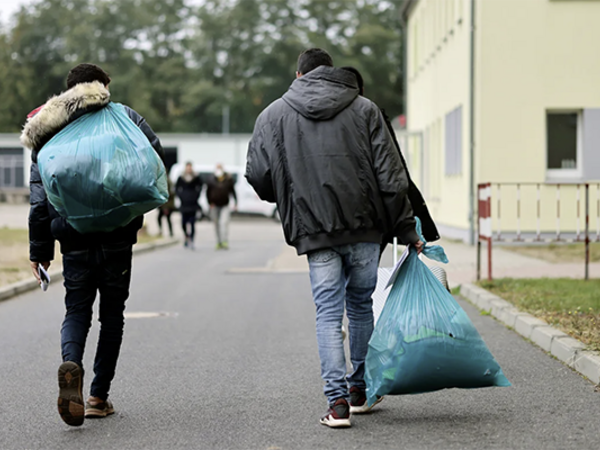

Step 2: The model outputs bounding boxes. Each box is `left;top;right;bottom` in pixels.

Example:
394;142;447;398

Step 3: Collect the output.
583;109;600;181
441;0;446;37
445;106;463;176
410;22;415;76
0;148;24;188
546;111;582;180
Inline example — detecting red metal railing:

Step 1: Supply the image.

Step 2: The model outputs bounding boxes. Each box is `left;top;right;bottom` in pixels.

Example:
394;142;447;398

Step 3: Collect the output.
477;182;600;281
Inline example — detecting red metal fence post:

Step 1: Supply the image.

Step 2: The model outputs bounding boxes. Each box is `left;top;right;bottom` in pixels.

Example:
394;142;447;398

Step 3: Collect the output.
556;184;561;241
536;183;541;241
477;200;482;282
516;183;521;241
585;184;590;281
597;184;599;242
477;183;493;281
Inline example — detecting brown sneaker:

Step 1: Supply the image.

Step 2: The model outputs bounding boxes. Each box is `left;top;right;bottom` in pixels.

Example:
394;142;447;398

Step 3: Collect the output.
320;398;351;428
85;398;115;418
57;361;85;426
349;386;383;414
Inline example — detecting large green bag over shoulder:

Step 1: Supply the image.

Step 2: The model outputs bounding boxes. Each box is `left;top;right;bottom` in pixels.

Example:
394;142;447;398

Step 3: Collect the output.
37;103;168;234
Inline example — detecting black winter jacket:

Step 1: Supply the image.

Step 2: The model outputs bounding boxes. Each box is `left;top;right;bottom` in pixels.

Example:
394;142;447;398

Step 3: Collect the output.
21;82;164;261
246;66;418;255
175;175;203;214
206;174;237;207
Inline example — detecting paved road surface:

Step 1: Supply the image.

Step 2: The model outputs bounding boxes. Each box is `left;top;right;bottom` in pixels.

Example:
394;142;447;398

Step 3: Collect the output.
1;220;599;450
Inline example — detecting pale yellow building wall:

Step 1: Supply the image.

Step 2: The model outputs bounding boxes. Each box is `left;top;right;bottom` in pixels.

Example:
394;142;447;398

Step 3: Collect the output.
477;0;600;236
406;0;472;239
406;0;600;241
478;0;600;185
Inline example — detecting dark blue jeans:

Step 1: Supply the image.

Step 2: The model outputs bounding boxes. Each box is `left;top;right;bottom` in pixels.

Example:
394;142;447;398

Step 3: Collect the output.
61;242;133;401
307;243;379;405
181;212;196;242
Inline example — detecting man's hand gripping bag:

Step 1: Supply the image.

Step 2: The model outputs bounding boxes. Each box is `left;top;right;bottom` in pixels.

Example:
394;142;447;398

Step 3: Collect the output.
365;220;510;406
37;103;168;234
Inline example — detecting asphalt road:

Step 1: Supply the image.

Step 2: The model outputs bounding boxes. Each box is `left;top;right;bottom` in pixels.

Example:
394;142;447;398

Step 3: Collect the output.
1;220;599;450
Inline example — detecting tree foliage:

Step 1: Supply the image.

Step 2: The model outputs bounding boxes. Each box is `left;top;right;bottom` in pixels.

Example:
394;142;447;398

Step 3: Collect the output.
0;0;403;133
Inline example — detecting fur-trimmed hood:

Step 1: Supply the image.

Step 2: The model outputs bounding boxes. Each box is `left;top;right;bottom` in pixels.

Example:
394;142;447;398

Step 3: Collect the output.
20;81;110;152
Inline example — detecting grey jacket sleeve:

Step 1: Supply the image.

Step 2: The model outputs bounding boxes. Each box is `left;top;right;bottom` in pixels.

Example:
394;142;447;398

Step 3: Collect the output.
245;122;276;203
369;106;419;245
124;106;164;160
28;162;55;262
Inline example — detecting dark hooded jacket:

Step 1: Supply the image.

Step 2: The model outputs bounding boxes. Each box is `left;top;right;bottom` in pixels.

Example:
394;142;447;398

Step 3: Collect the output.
206;172;237;207
21;81;164;261
245;66;418;255
175;173;203;214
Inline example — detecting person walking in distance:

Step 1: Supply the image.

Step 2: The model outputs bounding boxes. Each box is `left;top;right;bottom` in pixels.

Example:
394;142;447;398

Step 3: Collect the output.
157;177;175;237
176;162;202;249
246;49;422;428
22;63;163;426
206;164;237;250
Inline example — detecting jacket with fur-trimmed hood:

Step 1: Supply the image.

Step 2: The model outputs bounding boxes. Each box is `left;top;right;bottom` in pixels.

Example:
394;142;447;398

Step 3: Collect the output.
21;81;164;261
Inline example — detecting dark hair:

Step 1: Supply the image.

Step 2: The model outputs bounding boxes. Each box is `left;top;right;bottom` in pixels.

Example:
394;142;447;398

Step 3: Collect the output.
341;66;364;96
66;63;111;89
297;48;333;75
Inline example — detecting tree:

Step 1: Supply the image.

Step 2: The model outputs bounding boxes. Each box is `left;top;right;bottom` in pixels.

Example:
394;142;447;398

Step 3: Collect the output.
0;0;403;133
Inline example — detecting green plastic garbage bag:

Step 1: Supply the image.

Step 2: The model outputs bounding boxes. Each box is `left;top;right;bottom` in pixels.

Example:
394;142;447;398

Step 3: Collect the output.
37;103;168;234
365;219;510;406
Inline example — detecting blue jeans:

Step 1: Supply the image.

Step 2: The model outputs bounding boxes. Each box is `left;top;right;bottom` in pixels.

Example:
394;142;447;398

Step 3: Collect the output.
307;242;379;405
61;242;133;401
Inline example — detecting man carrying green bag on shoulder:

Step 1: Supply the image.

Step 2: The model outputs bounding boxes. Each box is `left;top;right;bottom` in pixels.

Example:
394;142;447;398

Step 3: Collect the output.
21;63;165;427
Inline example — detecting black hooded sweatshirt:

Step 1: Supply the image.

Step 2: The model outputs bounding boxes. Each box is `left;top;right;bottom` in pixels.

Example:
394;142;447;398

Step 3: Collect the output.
246;66;418;255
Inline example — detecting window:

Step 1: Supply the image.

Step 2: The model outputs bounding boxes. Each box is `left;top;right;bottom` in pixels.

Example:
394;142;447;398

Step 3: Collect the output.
412;21;418;74
546;112;581;179
441;0;447;39
582;109;600;181
445;106;463;176
0;148;24;188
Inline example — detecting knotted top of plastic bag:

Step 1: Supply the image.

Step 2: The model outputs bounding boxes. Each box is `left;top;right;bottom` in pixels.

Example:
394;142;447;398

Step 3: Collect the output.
416;217;449;264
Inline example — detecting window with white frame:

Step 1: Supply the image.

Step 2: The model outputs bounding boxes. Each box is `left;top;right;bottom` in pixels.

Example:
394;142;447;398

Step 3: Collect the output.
546;111;581;179
0;148;25;188
445;106;463;176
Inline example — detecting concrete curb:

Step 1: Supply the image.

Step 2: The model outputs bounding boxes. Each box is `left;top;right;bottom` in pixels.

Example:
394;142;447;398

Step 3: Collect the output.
0;237;178;303
461;283;600;385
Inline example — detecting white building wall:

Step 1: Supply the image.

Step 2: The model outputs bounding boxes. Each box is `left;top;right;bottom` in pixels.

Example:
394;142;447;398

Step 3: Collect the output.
159;134;252;170
0;133;253;198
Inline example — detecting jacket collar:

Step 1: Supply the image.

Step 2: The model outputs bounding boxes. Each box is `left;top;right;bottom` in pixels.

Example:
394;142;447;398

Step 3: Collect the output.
20;81;110;151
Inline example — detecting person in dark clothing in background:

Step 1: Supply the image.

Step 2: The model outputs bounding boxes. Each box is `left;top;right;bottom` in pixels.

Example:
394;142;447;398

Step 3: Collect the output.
206;163;237;250
158;177;175;237
176;162;203;249
246;48;422;428
341;67;449;292
22;63;163;426
340;66;439;250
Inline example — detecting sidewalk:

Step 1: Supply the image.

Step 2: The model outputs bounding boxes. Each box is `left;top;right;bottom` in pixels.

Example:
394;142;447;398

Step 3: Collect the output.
0;204;29;229
435;239;598;287
264;237;599;286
